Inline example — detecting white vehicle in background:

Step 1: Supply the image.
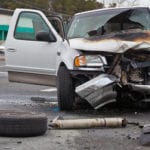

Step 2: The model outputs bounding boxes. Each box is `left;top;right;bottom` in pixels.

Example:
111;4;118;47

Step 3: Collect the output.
0;45;4;51
5;7;150;110
0;44;5;54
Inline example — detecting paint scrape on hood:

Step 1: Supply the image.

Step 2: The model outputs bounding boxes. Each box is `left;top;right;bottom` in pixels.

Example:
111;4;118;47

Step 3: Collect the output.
69;30;150;53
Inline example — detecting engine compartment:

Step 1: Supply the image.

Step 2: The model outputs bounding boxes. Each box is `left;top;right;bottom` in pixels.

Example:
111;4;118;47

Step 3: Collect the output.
121;50;150;85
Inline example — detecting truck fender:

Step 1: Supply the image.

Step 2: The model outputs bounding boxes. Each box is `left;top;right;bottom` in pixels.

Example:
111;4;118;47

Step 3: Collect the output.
56;41;81;74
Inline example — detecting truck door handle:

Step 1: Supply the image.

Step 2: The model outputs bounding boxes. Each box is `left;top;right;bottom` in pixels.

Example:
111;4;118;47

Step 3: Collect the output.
7;48;17;52
57;51;61;56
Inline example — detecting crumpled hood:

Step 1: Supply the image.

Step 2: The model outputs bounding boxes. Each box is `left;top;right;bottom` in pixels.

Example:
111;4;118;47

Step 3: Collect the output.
69;30;150;53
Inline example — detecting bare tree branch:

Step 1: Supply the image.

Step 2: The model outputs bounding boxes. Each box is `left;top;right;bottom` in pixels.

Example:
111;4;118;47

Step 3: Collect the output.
114;0;138;7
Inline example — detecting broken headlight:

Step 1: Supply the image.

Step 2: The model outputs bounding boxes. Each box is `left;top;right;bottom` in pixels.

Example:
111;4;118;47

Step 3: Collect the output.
74;55;106;67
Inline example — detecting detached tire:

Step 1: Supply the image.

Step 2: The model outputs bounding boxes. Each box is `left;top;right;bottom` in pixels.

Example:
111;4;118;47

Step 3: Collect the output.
0;111;47;137
57;66;75;110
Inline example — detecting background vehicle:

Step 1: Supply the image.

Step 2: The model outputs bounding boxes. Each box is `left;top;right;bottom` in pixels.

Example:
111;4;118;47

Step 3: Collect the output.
5;7;150;110
0;45;4;54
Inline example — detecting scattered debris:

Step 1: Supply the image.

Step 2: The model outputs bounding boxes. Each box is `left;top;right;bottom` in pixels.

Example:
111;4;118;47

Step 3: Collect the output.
17;141;22;144
76;74;117;109
127;134;139;140
128;121;139;126
140;124;150;146
49;116;127;129
127;134;132;140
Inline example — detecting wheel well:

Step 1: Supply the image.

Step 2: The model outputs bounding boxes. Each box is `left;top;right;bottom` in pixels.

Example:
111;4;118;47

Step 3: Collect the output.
57;62;67;75
73;74;90;87
59;62;66;67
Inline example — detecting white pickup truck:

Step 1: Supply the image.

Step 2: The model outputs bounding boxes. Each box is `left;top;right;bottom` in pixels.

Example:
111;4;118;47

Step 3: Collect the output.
5;7;150;110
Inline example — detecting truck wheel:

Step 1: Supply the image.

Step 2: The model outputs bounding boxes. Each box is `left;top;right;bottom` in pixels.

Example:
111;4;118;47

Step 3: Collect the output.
57;66;75;110
0;111;47;137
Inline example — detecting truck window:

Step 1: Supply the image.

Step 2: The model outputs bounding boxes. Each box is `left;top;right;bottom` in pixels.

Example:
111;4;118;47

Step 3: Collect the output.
67;8;150;39
14;12;49;41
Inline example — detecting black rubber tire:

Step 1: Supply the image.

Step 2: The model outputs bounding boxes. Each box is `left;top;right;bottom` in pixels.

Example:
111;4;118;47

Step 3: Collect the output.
0;111;47;137
57;66;75;110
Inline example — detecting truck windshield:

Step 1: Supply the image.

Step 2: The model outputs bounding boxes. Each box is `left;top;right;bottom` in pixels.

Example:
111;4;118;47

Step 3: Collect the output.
67;8;150;39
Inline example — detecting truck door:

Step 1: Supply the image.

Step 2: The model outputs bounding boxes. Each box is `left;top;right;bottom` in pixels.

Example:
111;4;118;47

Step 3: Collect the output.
5;10;62;86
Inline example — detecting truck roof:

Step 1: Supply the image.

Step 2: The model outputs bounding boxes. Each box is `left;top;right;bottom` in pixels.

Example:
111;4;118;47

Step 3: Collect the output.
75;6;149;16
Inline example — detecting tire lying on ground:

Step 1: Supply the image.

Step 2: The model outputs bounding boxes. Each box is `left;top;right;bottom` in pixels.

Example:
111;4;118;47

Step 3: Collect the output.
0;110;47;137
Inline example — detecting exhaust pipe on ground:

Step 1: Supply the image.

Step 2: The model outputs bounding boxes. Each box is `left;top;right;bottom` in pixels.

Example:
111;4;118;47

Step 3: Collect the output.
50;116;127;129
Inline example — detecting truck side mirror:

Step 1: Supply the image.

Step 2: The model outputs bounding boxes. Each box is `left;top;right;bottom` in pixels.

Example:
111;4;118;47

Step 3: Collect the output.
36;31;56;42
47;16;65;40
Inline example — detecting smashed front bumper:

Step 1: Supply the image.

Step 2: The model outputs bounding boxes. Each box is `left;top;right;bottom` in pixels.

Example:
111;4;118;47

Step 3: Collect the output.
75;74;118;109
76;73;150;109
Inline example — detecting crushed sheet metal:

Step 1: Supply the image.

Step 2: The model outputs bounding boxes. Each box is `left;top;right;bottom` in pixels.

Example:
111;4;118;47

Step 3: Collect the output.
69;31;150;53
130;84;150;93
76;74;117;109
140;124;150;146
50;117;127;129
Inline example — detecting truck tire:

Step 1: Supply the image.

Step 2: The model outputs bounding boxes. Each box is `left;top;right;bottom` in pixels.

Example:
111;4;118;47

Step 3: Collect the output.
0;111;47;137
57;66;75;110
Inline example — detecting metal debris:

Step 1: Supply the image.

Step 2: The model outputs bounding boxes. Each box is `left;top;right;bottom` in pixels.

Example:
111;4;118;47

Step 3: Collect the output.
49;117;127;129
140;124;150;146
76;74;118;109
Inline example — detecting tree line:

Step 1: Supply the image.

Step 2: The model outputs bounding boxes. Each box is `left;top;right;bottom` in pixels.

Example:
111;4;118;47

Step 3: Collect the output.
0;0;139;16
0;0;104;15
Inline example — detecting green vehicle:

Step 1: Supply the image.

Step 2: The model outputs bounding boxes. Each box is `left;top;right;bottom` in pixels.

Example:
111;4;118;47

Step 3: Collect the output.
0;25;9;41
0;8;13;41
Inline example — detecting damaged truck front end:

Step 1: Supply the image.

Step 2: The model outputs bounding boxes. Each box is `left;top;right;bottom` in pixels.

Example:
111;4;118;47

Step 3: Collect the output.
76;44;150;109
68;7;150;109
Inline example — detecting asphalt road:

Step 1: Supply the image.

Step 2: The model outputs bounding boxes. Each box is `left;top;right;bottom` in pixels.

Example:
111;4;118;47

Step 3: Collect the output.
0;59;150;150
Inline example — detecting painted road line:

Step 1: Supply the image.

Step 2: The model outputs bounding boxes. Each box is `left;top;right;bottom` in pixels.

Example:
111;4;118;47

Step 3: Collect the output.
0;72;8;77
41;88;57;92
